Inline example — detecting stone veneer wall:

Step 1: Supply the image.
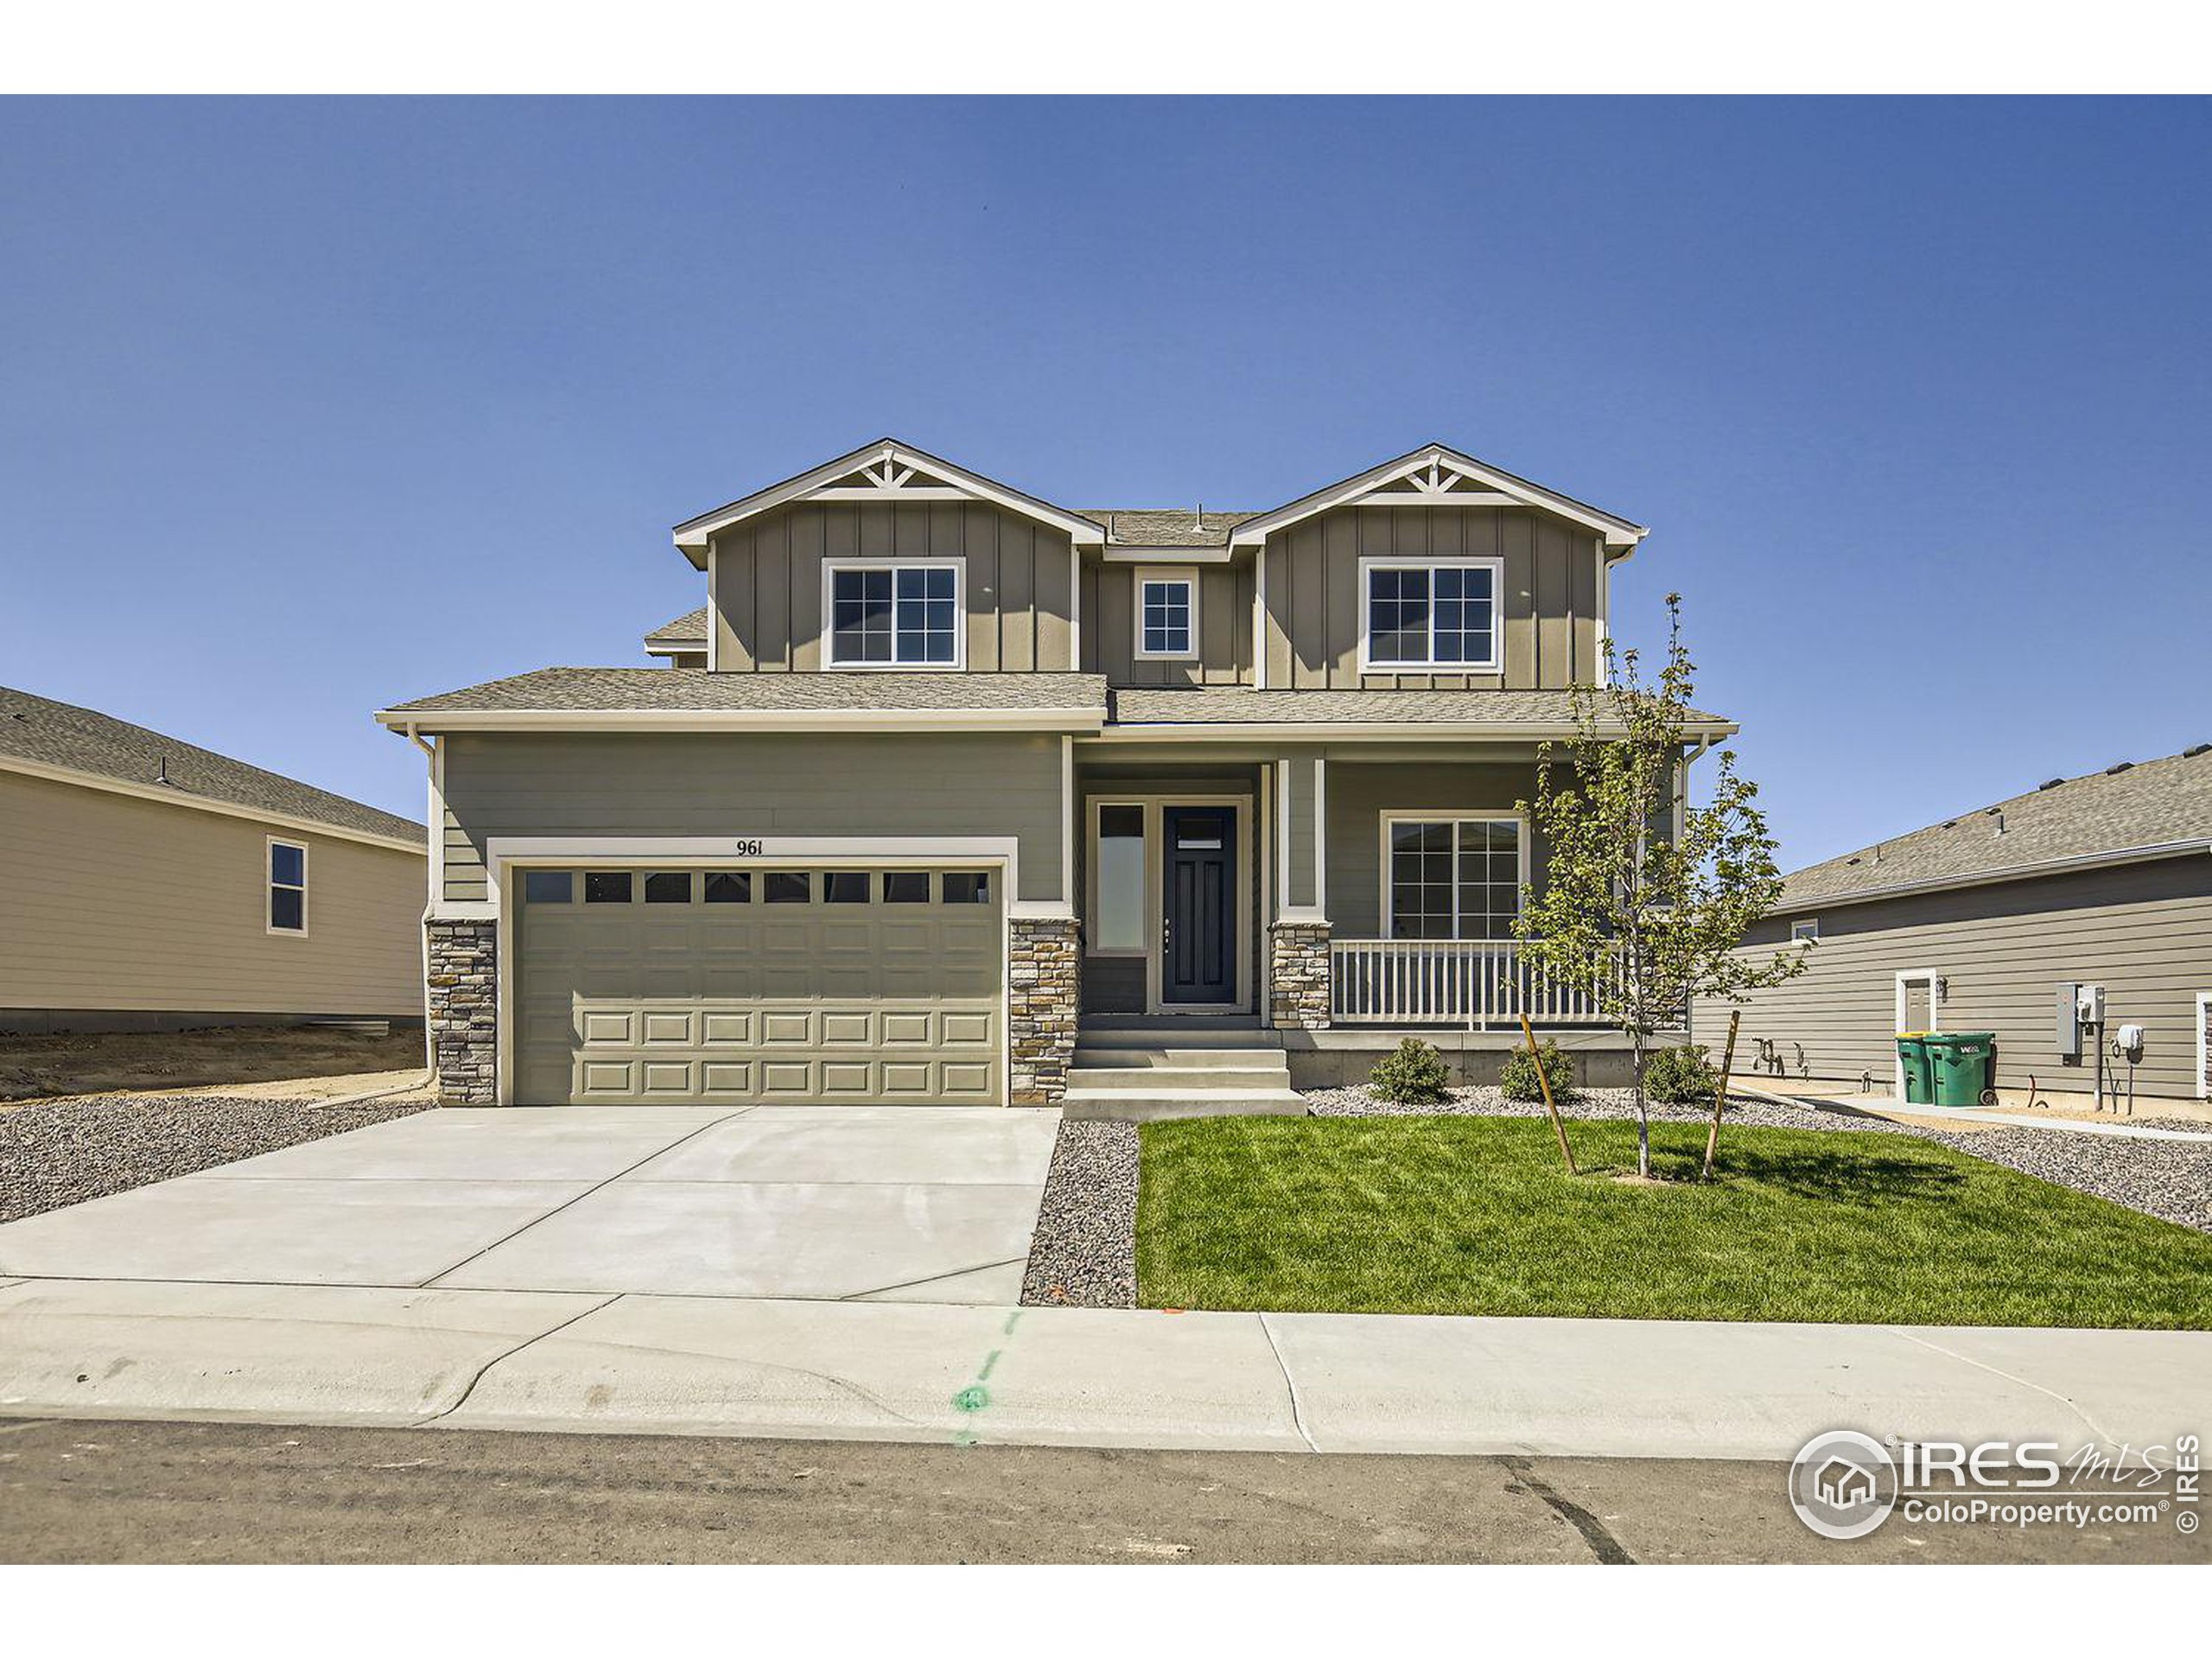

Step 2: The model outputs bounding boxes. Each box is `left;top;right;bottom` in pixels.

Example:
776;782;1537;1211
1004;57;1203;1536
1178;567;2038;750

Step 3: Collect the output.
1007;915;1080;1105
1268;921;1332;1029
425;918;498;1105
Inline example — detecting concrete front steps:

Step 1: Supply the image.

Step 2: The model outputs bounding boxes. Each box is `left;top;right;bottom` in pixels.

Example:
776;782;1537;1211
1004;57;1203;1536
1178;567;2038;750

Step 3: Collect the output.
1061;1026;1307;1121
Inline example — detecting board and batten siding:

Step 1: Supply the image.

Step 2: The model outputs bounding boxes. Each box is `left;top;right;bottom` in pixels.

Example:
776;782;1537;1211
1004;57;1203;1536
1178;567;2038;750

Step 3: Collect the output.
709;501;1075;673
1323;759;1550;938
1690;857;2212;1102
1082;559;1255;686
437;730;1068;906
1261;505;1603;690
0;771;424;1020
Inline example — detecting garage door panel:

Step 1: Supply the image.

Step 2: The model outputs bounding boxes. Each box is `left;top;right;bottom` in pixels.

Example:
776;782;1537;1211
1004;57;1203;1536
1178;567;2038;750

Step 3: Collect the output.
518;867;1004;1107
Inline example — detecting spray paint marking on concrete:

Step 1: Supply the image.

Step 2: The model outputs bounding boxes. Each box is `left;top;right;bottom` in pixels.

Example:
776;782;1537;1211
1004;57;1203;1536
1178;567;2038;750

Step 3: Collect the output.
950;1310;1024;1447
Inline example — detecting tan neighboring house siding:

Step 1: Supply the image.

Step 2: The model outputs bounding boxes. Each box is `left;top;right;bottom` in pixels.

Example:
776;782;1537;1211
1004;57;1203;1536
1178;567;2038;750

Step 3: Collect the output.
1693;857;2212;1102
436;729;1069;906
709;501;1077;673
0;769;424;1020
1260;505;1604;690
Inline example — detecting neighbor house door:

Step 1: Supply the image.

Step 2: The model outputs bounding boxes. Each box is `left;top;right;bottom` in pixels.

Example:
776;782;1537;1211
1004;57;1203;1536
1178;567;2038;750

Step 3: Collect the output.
1162;805;1235;1006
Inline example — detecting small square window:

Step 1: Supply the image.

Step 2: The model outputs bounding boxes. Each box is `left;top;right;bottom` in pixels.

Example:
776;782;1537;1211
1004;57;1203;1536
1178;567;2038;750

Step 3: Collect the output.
766;871;812;904
584;870;633;904
823;871;873;904
942;870;990;906
644;872;692;904
1791;918;1820;942
522;870;572;904
883;871;931;903
1137;574;1196;658
703;871;751;904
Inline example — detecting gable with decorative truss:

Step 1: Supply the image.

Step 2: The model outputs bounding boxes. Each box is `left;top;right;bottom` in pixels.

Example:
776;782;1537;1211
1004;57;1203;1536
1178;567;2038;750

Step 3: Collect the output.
671;438;1105;564
1228;443;1648;550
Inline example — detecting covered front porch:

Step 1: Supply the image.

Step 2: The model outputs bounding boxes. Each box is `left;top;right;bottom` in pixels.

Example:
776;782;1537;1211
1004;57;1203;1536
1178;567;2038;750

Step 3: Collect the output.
1069;741;1621;1038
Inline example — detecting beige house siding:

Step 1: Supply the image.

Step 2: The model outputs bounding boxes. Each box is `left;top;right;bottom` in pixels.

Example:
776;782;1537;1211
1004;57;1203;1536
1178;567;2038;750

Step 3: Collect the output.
709;500;1076;673
1691;858;2212;1102
1082;559;1255;686
437;729;1068;906
1260;505;1603;690
0;770;424;1019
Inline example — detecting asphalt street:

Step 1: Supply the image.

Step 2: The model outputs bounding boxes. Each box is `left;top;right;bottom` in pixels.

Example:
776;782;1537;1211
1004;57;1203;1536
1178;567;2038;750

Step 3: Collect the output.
2;1418;2199;1564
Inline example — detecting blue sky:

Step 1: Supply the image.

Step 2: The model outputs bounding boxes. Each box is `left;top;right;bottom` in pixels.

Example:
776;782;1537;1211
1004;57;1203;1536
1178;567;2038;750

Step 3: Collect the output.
3;96;2205;868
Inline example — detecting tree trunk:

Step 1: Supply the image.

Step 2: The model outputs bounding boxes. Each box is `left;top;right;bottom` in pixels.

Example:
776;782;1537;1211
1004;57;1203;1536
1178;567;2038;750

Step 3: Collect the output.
1630;1027;1650;1179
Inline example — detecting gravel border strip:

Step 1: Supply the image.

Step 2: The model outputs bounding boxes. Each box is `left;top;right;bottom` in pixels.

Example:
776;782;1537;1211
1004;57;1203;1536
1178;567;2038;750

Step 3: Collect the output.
1020;1120;1139;1308
0;1093;432;1226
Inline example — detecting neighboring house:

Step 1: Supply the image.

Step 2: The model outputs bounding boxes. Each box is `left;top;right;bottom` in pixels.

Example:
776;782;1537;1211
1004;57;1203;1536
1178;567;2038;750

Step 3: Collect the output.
0;687;428;1034
379;437;1735;1109
1694;746;2212;1104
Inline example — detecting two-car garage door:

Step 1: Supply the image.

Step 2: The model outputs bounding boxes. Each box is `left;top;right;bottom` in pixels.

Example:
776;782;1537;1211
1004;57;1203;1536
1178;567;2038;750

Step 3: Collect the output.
514;866;1003;1106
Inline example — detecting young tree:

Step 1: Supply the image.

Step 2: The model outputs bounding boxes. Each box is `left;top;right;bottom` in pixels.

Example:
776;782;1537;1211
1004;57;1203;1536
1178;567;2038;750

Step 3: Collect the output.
1513;594;1803;1179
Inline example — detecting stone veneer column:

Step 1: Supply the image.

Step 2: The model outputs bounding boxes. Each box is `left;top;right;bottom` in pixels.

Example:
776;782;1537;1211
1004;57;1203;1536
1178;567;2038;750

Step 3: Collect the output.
425;918;498;1105
1268;920;1332;1029
1007;915;1079;1106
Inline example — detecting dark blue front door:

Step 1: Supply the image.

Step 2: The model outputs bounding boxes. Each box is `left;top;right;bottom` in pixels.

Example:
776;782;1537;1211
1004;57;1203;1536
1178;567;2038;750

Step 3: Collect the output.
1163;806;1235;1005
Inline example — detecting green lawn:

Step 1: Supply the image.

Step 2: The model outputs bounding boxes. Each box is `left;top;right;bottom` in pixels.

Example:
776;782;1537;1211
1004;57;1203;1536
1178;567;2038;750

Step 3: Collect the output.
1135;1116;2212;1329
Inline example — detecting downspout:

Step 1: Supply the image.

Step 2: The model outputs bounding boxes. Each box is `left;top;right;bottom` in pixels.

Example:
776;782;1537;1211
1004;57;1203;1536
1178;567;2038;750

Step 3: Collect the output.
405;722;438;1084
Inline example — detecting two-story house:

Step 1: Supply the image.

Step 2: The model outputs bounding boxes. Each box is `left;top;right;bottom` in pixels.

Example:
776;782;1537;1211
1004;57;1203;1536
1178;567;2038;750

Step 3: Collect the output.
378;439;1736;1109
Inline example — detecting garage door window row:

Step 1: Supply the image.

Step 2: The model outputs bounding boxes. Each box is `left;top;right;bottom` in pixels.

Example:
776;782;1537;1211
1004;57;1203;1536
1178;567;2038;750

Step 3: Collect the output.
520;868;993;906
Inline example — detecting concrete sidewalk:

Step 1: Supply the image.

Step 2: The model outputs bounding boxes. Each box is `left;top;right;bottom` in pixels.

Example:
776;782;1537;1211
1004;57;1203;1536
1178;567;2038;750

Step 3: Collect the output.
0;1276;2201;1459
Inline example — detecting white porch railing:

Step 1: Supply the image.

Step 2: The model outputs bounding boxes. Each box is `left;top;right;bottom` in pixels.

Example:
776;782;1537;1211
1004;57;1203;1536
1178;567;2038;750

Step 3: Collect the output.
1329;939;1624;1027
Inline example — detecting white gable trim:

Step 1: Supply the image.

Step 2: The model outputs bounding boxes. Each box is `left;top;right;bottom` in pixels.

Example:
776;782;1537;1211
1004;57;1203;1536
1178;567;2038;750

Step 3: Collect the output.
672;438;1106;563
1228;443;1649;550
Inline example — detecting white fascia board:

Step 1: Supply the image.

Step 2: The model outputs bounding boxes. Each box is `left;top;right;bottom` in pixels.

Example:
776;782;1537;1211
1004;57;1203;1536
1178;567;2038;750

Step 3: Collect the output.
374;708;1106;735
671;437;1105;563
1093;719;1740;743
1779;841;2212;915
643;639;706;656
1099;545;1236;564
1230;443;1649;550
0;753;426;856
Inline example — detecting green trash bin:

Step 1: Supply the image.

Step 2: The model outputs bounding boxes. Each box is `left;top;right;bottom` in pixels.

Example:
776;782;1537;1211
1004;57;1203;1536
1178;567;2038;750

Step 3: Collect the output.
1925;1032;1998;1107
1896;1033;1934;1104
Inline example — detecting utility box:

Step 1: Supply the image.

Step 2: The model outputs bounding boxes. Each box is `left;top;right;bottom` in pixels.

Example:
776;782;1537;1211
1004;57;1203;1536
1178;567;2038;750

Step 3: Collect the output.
2056;982;2080;1060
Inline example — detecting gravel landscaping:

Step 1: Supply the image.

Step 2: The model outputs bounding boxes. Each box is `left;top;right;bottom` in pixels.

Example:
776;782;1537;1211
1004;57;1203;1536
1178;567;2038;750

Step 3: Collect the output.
1020;1120;1138;1308
0;1093;430;1225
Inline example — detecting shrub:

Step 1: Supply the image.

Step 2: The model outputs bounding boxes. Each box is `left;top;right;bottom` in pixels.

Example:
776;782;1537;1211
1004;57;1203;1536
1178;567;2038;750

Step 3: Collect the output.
1499;1039;1576;1102
1643;1044;1718;1103
1370;1037;1452;1104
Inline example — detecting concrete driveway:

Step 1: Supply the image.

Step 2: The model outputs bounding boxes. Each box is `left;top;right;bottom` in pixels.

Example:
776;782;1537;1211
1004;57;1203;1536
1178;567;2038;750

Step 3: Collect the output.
0;1107;1058;1305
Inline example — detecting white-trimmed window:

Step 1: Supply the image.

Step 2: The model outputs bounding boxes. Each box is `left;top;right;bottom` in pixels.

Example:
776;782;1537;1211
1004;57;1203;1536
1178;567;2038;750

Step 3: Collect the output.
1790;918;1820;943
1360;557;1502;671
824;558;963;668
266;837;308;935
1382;814;1524;940
1135;569;1198;660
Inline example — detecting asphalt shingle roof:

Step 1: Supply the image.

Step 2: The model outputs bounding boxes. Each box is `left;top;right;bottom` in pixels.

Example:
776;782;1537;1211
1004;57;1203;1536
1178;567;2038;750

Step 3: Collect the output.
644;606;708;645
1782;745;2212;906
1109;687;1733;730
385;668;1108;715
0;686;423;844
1082;510;1262;548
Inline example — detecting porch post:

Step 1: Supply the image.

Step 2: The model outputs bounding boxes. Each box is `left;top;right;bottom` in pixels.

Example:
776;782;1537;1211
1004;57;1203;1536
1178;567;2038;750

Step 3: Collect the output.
1269;751;1332;1029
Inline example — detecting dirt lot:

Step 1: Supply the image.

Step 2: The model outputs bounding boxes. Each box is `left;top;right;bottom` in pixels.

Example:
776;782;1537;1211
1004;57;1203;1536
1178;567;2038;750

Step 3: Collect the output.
0;1025;424;1104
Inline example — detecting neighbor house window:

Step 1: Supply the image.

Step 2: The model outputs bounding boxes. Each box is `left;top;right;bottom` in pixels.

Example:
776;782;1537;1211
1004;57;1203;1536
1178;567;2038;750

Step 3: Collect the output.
1385;817;1523;939
1791;918;1820;943
267;839;308;934
1135;570;1197;659
826;560;962;667
1361;558;1502;671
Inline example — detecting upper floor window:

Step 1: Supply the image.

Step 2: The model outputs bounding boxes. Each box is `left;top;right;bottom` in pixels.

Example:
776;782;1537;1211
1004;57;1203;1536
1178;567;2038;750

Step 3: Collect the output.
826;559;963;668
267;838;308;934
1360;557;1502;671
1790;918;1820;943
1135;569;1198;660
